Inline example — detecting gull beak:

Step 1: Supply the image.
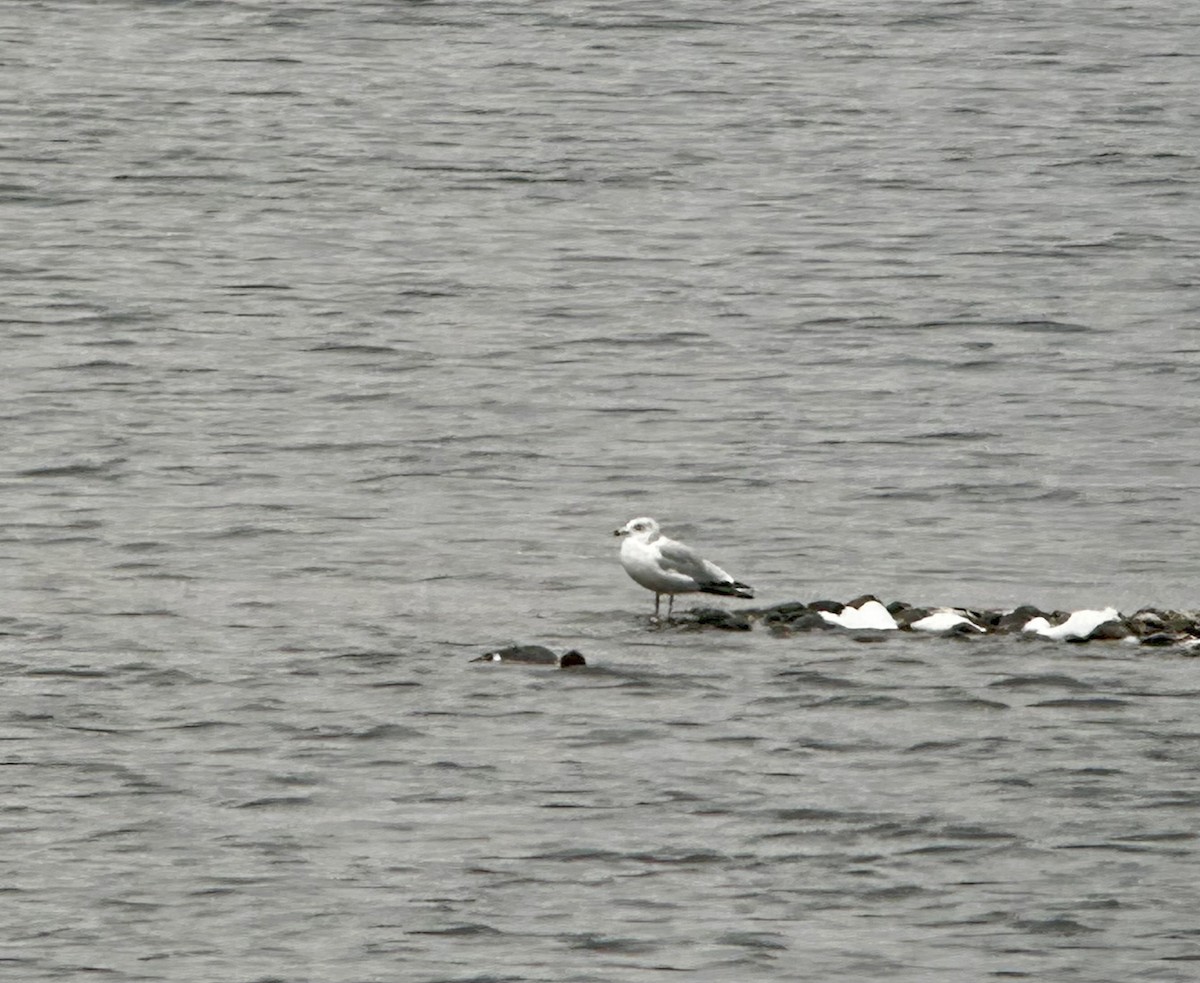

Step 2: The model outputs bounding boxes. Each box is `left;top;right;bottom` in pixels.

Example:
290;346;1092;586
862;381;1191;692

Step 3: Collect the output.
613;528;627;537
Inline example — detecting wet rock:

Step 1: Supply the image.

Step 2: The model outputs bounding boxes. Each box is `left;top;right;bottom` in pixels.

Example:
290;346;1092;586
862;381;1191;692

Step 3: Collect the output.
845;593;883;610
473;645;586;667
787;611;836;632
616;592;1196;650
1087;619;1132;642
890;604;932;629
1132;608;1200;635
974;610;1004;629
764;607;835;635
751;601;811;624
1129;609;1168;635
994;605;1050;633
1161;610;1198;634
676;607;752;631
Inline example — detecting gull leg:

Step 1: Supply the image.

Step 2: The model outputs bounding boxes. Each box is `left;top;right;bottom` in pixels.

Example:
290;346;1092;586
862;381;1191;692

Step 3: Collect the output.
667;594;675;619
654;593;661;620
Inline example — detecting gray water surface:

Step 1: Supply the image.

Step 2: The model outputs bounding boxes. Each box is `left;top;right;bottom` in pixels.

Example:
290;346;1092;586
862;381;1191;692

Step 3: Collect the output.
3;2;1200;980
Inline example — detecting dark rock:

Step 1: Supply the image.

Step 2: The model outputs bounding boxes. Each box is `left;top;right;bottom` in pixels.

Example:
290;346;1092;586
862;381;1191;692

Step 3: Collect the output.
994;605;1049;633
1133;610;1200;637
1158;610;1198;633
1129;609;1168;635
976;610;1005;629
1130;608;1200;636
1087;620;1131;642
809;599;844;613
845;593;882;609
677;607;752;631
611;591;1190;653
787;611;836;632
751;601;811;624
891;605;932;629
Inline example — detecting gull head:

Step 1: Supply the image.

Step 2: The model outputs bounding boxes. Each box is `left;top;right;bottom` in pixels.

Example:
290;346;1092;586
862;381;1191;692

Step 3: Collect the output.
613;516;660;540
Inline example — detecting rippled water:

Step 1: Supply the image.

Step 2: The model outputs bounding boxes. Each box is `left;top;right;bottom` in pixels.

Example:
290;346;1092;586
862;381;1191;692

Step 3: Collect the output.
4;2;1200;980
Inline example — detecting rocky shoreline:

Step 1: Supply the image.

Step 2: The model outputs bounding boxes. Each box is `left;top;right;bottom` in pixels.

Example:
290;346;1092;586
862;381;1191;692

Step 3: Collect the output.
668;595;1200;651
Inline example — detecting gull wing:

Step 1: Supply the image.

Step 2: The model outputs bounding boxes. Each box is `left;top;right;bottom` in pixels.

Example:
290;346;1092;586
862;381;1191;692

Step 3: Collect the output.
657;538;733;586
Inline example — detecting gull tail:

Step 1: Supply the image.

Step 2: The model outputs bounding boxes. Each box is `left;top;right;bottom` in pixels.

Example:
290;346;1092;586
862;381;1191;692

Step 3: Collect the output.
699;581;755;600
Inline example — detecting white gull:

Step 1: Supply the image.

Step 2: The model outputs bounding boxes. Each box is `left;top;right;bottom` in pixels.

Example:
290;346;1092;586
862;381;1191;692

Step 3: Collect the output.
614;517;754;619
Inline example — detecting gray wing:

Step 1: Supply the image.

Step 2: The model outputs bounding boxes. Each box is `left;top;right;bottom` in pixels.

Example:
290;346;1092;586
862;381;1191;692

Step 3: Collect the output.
657;538;733;585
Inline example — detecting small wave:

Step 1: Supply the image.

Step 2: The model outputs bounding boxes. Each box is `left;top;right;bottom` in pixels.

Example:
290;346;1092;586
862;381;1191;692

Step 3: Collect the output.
18;457;126;478
1029;697;1131;709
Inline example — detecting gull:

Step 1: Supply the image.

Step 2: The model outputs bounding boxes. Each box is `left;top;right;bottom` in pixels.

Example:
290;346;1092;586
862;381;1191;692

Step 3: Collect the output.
614;517;754;619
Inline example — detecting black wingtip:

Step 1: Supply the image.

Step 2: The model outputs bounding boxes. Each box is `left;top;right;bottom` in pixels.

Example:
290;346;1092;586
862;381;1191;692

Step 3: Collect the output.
699;581;755;599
